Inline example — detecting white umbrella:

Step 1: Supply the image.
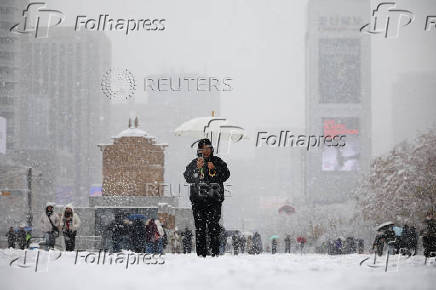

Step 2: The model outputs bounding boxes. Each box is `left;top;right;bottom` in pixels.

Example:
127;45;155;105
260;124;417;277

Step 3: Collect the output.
375;221;394;231
174;116;248;142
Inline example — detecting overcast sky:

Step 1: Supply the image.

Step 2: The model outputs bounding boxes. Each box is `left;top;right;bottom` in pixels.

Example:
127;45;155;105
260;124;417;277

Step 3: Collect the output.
45;0;436;157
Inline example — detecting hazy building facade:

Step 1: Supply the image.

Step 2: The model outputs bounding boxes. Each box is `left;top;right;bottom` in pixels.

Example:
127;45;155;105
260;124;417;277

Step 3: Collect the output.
305;0;371;204
392;71;436;145
0;0;23;151
16;28;112;209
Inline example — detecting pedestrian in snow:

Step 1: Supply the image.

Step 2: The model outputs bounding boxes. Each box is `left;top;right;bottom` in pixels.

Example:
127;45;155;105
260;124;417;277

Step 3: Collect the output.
335;238;343;255
219;226;227;255
239;235;246;254
372;234;385;256
25;230;32;248
109;214;126;252
6;227;16;248
408;226;418;255
162;225;169;251
358;239;365;254
122;219;133;251
232;234;240;255
175;228;182;253
155;219;165;254
145;219;159;253
284;235;291;254
253;232;263;254
400;224;410;255
421;210;436;258
271;238;278;254
131;218;146;253
182;227;193;254
183;138;230;257
60;204;81;251
247;235;254;254
296;236;306;254
39;202;60;249
384;226;397;254
16;224;27;250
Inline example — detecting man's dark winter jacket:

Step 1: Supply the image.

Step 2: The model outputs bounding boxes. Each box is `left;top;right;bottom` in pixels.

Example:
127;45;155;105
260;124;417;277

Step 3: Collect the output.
183;155;230;205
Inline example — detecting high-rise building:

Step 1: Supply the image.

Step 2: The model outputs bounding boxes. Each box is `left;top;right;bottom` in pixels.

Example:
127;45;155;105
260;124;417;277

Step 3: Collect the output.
0;0;23;151
305;0;371;204
15;27;112;209
392;71;436;145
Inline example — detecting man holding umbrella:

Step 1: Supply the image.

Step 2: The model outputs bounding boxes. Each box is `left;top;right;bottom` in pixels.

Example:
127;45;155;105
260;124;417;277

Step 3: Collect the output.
184;138;230;257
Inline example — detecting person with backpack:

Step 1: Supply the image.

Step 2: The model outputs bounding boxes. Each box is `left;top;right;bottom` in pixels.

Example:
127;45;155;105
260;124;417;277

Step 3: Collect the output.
39;202;60;249
60;204;81;251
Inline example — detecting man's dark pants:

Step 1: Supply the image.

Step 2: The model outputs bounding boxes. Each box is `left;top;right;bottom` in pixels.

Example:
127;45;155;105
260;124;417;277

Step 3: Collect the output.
192;202;221;257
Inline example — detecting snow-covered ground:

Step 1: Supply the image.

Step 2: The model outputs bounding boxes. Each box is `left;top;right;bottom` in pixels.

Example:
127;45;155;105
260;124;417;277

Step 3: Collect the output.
1;249;435;290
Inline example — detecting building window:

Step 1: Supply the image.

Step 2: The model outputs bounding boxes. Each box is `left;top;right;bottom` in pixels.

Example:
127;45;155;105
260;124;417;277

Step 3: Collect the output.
318;38;361;104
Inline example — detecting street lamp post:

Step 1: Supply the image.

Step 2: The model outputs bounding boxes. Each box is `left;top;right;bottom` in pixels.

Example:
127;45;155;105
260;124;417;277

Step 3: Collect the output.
26;167;33;227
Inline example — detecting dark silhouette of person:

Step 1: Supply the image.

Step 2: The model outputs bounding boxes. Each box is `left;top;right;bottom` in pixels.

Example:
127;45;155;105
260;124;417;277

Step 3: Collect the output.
184;138;230;257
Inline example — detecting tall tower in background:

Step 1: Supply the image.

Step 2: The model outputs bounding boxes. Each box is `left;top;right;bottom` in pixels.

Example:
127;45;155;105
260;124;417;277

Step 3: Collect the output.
305;0;371;204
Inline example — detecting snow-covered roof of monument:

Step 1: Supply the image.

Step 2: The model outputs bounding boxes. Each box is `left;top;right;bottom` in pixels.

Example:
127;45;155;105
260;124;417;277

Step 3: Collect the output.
112;127;155;139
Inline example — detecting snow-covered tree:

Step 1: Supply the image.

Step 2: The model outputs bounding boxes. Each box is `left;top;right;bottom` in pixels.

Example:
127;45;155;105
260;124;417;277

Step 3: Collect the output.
356;129;436;225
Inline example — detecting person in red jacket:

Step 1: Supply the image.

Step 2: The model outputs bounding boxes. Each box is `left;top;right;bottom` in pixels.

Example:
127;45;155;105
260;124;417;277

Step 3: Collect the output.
145;219;159;254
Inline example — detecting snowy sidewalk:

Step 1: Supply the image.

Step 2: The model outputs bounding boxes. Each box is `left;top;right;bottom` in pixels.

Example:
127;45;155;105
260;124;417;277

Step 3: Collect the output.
1;249;435;290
